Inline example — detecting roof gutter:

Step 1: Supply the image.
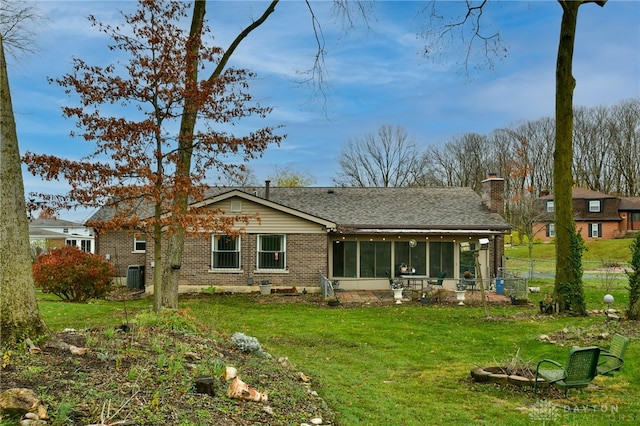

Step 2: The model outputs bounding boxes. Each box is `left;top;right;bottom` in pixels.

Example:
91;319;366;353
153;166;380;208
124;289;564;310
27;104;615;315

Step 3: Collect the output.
337;228;510;235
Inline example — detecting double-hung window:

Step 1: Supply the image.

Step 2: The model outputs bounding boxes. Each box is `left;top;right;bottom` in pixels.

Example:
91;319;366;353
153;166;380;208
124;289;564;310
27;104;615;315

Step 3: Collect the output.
589;223;602;238
546;223;556;238
212;235;240;269
134;233;146;252
546;201;555;213
257;235;285;270
588;200;601;213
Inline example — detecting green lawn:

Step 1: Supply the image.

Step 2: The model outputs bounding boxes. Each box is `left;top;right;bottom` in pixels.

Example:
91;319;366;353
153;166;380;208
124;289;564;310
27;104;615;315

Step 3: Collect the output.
505;237;634;276
36;276;639;425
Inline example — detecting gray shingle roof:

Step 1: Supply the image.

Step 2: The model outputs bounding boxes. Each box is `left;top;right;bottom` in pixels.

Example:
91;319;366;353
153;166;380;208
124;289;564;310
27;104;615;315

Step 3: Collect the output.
254;187;509;230
89;186;511;231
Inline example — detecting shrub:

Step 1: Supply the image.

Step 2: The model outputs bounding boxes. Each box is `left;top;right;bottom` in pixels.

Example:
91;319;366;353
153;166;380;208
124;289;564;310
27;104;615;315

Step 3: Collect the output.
627;232;640;320
32;246;114;302
230;332;267;357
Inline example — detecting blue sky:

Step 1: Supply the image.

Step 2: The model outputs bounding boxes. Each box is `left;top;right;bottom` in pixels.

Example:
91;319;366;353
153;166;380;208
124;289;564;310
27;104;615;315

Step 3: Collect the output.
8;0;640;222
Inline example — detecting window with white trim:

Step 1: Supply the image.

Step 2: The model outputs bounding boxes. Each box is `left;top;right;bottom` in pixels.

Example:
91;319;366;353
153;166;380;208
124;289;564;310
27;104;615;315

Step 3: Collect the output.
212;235;240;269
257;234;285;270
546;223;556;238
546;201;555;213
590;223;602;238
66;239;92;253
134;233;146;252
80;240;92;253
588;200;601;213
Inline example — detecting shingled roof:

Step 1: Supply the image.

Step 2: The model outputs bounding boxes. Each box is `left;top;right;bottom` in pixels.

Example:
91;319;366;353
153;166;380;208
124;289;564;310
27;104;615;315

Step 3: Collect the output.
246;186;509;231
89;186;511;232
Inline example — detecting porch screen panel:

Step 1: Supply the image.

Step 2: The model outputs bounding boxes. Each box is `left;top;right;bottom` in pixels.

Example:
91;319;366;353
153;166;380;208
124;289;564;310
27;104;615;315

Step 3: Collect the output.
258;235;285;270
394;241;426;275
332;241;357;277
429;241;454;278
359;241;391;278
459;243;476;278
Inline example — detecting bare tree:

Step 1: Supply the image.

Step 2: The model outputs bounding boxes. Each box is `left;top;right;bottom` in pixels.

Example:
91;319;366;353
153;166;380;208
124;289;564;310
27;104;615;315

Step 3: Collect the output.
573;105;613;193
424;132;492;192
218;165;258;187
268;166;316;187
333;125;427;187
608;99;640;196
0;1;45;58
418;0;506;74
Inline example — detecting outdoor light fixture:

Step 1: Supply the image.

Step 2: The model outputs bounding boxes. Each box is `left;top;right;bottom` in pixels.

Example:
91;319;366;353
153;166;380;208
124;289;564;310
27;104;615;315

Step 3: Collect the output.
479;238;490;250
460;242;471;252
603;294;619;320
604;294;614;311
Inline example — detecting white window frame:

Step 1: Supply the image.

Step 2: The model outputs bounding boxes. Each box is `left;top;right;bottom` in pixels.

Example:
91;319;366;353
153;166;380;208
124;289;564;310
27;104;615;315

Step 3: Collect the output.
547;223;556;238
211;234;241;270
546;201;555;213
590;223;601;238
133;233;146;252
257;234;286;271
588;200;601;213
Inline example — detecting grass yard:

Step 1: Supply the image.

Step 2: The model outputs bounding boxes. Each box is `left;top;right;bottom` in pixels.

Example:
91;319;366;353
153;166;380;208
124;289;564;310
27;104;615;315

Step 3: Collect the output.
505;238;634;275
6;238;637;425
25;274;639;426
188;291;639;425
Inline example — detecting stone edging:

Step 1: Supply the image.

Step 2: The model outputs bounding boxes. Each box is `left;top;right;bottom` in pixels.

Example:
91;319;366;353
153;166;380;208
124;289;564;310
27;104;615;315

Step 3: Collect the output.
470;366;546;388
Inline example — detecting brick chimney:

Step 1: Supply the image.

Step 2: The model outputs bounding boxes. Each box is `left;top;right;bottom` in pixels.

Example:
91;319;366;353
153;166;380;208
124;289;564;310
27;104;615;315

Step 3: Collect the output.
481;173;505;216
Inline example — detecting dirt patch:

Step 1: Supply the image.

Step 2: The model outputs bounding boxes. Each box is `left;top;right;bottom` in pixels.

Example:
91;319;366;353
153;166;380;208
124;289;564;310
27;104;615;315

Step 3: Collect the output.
0;312;335;425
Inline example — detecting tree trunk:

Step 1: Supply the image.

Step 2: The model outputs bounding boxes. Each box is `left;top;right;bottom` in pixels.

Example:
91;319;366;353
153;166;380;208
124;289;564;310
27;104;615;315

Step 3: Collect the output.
553;0;606;310
160;0;206;309
0;34;48;346
161;0;279;308
152;221;164;313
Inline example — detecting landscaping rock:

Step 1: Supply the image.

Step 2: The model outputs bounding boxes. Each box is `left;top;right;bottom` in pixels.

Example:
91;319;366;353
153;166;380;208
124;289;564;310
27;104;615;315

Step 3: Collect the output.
0;388;48;420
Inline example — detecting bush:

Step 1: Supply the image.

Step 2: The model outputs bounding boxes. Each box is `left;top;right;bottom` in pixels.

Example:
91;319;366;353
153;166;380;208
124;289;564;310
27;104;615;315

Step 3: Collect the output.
32;246;114;302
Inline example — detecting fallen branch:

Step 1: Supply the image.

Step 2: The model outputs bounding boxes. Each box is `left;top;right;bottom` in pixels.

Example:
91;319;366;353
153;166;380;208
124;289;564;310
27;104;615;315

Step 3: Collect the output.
45;338;89;355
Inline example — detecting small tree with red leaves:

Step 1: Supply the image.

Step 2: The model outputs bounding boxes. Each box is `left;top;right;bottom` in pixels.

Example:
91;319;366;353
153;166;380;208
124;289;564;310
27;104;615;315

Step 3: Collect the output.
23;1;283;311
32;246;115;303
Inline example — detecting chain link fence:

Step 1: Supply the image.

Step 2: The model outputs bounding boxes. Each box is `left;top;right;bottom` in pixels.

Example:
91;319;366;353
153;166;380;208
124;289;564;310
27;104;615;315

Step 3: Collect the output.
503;257;631;281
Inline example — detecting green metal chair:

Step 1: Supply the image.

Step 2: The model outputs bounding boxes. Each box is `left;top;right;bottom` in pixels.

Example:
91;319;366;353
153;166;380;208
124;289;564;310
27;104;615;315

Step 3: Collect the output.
597;334;629;376
428;271;446;288
534;346;600;398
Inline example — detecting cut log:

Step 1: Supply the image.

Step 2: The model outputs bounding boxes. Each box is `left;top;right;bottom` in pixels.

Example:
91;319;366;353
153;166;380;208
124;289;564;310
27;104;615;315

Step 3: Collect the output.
227;377;267;402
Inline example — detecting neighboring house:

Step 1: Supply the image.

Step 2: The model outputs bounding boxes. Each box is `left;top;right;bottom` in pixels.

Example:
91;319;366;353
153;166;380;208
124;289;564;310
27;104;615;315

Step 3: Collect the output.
532;188;640;242
619;197;640;234
28;218;95;255
89;177;511;292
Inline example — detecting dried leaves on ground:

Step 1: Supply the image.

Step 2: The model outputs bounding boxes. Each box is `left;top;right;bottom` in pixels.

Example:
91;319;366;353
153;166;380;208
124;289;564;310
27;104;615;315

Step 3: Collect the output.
0;307;335;426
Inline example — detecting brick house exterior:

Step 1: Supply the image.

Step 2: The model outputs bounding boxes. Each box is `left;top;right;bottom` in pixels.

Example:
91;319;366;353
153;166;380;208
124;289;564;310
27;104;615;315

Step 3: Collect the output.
532;188;639;242
90;180;511;293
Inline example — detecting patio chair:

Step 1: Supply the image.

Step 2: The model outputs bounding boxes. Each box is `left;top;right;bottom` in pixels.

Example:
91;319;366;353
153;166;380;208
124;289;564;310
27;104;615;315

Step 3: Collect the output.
534;346;600;398
597;334;629;376
385;270;402;289
427;271;446;288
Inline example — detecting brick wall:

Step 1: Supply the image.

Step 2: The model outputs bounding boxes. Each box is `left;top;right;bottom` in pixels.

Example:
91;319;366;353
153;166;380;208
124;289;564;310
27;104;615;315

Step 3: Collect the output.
481;176;505;216
97;230;146;277
145;233;327;290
